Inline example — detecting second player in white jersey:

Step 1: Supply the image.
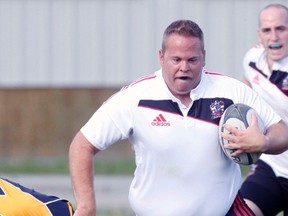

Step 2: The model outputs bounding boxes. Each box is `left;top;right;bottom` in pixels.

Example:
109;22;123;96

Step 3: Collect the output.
243;45;288;178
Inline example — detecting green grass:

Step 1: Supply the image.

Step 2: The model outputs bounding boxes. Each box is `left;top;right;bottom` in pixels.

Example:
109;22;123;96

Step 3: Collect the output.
240;164;252;177
0;157;135;175
0;158;69;174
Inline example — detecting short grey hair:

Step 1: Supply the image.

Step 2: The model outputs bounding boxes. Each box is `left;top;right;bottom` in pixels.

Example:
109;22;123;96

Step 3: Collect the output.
162;19;204;52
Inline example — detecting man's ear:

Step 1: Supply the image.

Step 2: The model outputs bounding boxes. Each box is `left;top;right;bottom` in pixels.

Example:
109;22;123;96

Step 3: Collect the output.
159;49;164;65
203;49;206;66
257;30;263;44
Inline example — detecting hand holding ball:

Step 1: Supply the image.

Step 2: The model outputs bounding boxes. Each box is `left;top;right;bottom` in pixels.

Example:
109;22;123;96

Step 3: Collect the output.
219;103;266;165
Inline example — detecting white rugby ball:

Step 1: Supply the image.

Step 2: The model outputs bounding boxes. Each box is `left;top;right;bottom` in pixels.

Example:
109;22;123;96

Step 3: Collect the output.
219;103;265;165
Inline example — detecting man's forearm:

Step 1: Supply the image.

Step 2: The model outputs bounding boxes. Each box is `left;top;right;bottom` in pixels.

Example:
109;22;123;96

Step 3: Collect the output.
69;131;98;216
264;121;288;154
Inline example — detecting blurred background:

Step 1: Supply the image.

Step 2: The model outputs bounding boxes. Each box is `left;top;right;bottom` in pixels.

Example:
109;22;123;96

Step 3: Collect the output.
0;0;287;215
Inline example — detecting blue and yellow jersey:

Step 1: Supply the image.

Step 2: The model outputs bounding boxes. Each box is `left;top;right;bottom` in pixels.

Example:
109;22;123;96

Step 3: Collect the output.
0;177;74;216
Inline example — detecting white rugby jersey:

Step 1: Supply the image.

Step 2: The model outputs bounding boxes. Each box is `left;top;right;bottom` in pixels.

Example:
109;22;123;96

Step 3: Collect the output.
81;69;280;216
243;45;288;178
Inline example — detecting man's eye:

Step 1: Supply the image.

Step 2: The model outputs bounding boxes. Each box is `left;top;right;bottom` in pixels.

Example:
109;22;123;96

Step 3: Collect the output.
262;28;270;33
189;58;198;64
276;26;287;32
173;58;181;63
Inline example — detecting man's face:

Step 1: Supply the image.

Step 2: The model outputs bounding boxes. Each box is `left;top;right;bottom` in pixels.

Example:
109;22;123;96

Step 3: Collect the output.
159;34;205;99
258;7;288;62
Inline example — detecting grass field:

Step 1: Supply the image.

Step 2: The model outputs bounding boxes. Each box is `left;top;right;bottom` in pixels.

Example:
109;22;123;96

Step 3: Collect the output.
0;157;135;175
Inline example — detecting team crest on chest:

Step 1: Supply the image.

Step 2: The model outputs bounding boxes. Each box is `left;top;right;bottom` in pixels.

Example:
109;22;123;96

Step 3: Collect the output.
210;100;225;119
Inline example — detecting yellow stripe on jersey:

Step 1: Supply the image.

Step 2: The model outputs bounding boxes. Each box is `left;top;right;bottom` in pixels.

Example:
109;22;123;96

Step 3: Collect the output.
0;178;74;216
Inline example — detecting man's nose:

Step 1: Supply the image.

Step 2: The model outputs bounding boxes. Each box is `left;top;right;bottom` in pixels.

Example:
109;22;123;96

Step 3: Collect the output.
180;61;189;71
270;30;279;40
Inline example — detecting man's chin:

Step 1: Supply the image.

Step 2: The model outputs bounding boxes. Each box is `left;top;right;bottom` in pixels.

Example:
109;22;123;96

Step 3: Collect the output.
175;89;192;96
268;53;288;62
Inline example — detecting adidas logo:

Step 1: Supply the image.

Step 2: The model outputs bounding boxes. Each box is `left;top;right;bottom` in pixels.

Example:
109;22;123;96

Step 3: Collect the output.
151;114;170;126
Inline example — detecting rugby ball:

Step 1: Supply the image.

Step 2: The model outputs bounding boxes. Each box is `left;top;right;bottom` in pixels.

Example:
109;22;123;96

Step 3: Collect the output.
219;103;265;165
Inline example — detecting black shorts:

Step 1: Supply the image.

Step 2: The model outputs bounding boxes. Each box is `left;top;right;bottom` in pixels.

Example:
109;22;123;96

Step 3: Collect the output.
240;159;288;216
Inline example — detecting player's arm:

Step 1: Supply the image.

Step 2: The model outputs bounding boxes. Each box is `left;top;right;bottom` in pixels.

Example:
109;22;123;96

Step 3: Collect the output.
69;131;100;216
222;115;288;155
262;120;288;154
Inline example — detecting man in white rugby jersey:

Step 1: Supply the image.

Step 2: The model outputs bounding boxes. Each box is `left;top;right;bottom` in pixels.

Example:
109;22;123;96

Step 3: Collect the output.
240;3;288;216
69;19;288;216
